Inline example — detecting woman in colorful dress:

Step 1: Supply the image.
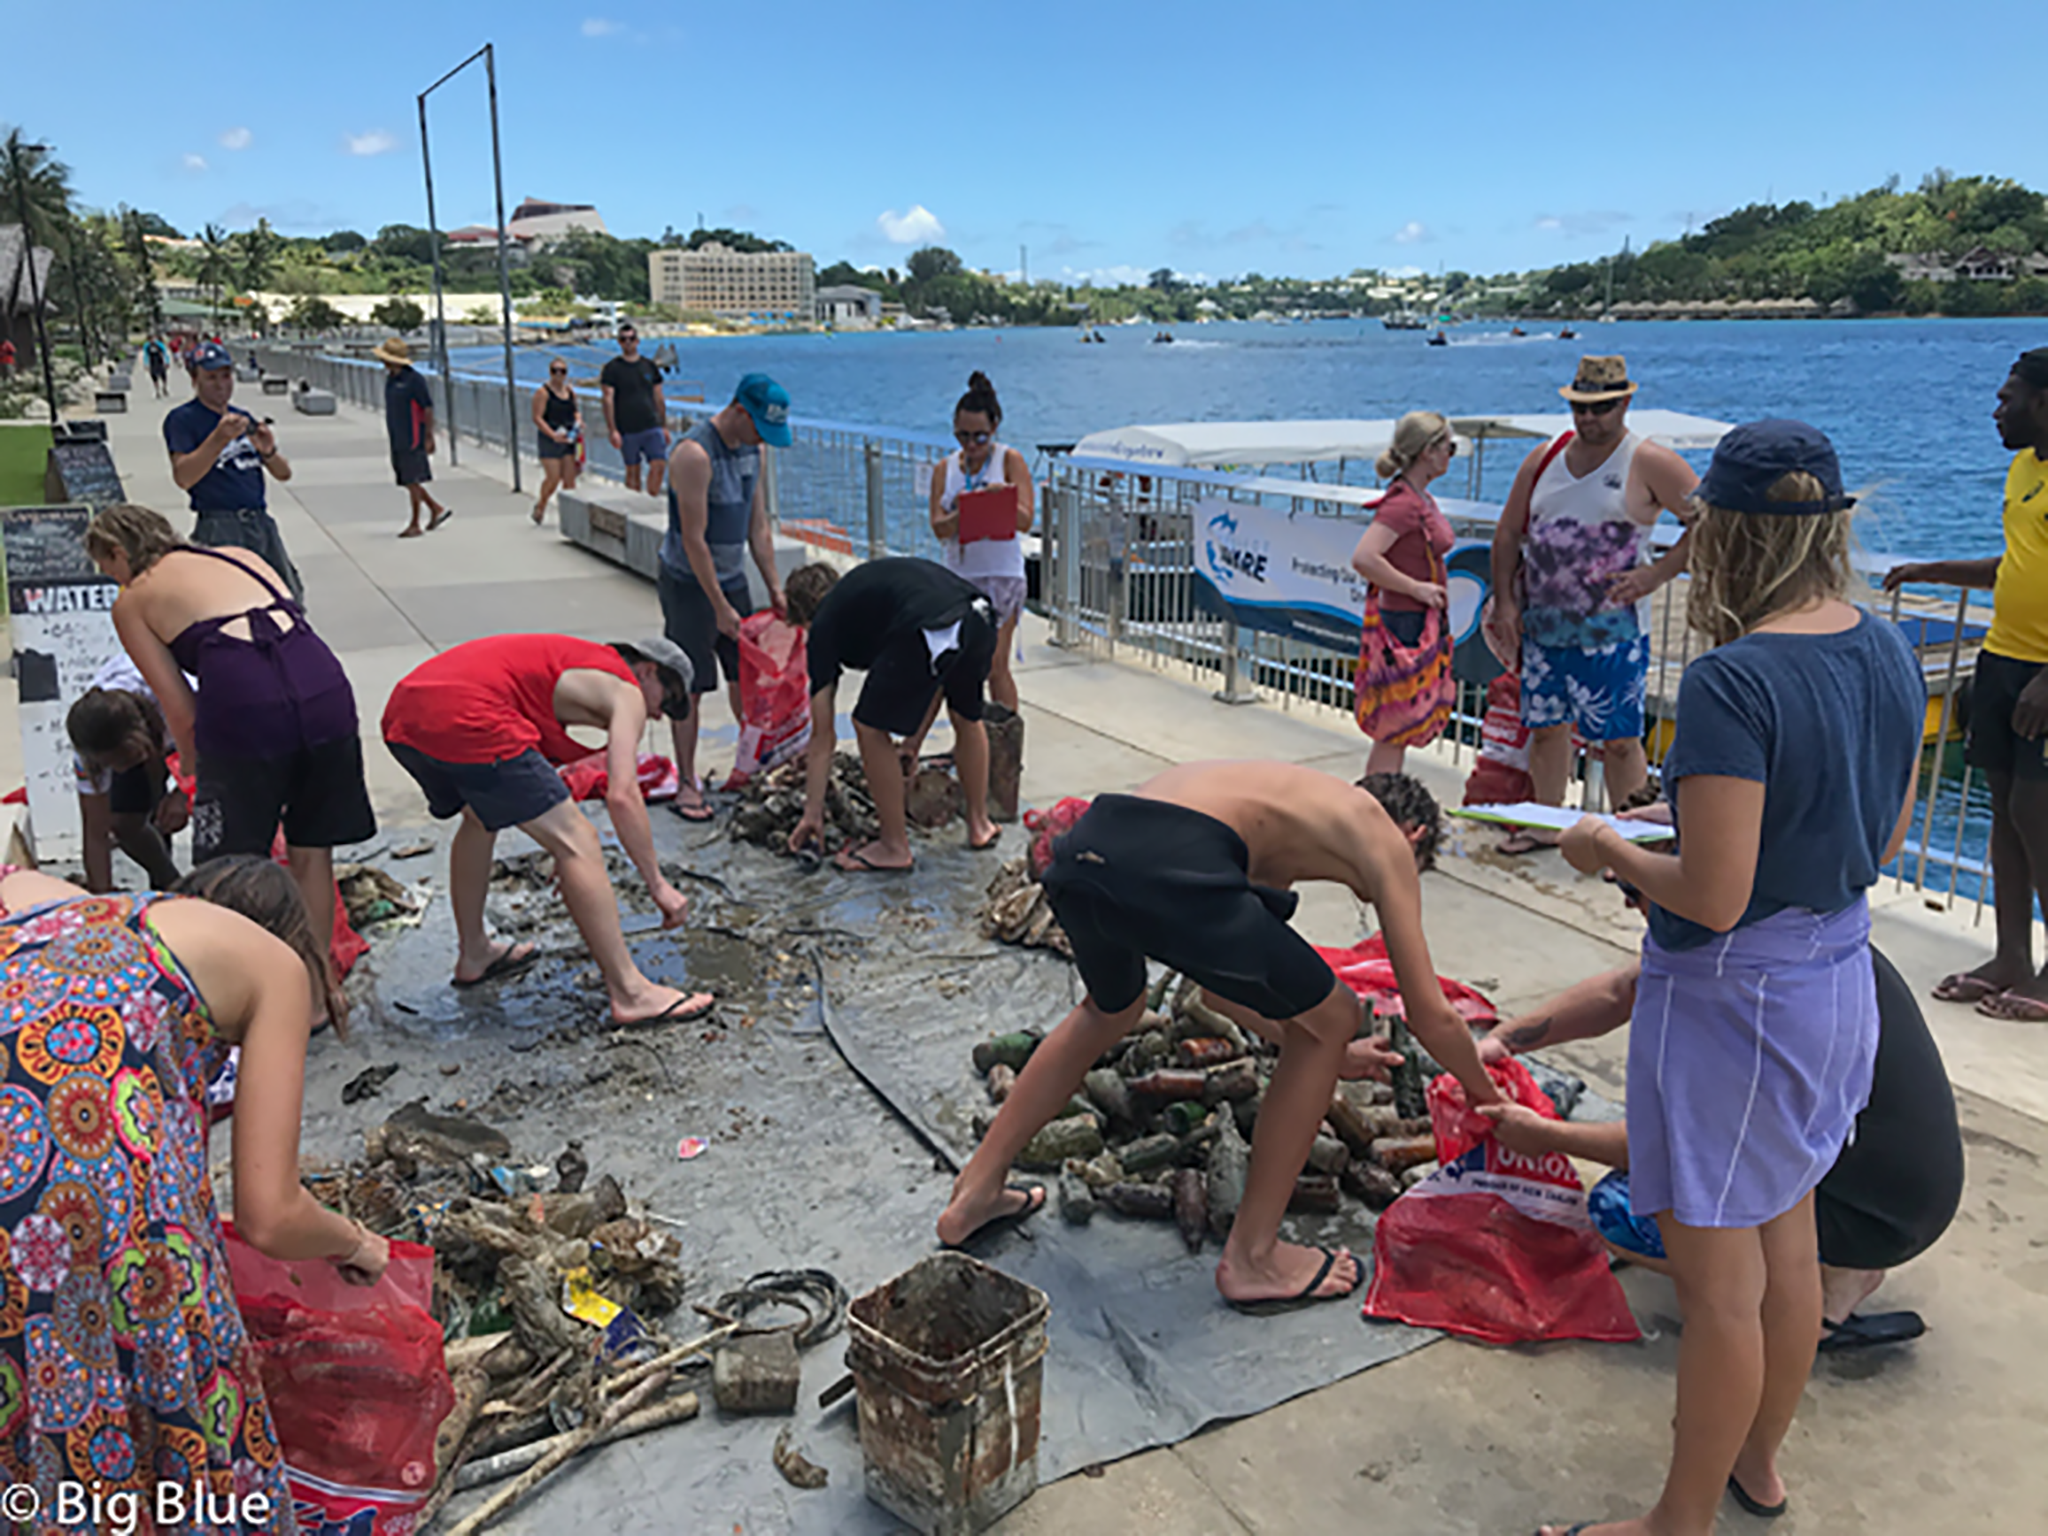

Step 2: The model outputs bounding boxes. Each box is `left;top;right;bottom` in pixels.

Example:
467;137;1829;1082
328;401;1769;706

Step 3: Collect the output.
1350;411;1458;774
0;855;388;1531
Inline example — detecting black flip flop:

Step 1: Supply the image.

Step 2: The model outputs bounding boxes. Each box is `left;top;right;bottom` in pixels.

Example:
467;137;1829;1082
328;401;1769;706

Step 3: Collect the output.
942;1185;1045;1250
1817;1310;1925;1352
615;992;716;1027
428;506;455;531
1727;1474;1787;1519
451;943;539;990
671;790;716;823
836;847;913;875
1225;1245;1358;1315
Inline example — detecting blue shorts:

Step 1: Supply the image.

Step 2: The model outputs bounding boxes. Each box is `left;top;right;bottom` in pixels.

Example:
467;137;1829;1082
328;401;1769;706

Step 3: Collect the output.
620;427;669;467
1520;632;1649;741
1588;1170;1666;1261
388;743;569;833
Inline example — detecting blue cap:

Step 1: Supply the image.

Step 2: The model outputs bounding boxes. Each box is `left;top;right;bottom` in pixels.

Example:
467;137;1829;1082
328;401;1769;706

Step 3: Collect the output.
1694;418;1855;517
191;341;234;373
734;373;792;448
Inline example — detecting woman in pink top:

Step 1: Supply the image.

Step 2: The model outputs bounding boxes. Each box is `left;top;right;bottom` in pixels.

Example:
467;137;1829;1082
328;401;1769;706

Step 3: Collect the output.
1350;411;1458;773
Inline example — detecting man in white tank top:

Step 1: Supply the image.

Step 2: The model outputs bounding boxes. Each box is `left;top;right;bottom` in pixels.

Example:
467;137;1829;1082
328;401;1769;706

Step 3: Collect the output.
1485;356;1698;848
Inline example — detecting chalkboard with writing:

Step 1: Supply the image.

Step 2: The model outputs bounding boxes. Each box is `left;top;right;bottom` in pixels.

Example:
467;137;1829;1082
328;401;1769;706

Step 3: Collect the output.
2;506;98;587
44;442;125;509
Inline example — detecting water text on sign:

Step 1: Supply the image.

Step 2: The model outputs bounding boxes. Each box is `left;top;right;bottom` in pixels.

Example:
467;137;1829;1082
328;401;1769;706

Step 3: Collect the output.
11;583;122;617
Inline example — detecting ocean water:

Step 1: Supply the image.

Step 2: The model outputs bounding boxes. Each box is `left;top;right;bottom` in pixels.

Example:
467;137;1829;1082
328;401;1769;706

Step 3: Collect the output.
454;315;2047;559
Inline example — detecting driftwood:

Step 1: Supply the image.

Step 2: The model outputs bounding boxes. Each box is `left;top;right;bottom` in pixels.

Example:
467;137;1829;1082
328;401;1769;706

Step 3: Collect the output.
452;1391;701;1493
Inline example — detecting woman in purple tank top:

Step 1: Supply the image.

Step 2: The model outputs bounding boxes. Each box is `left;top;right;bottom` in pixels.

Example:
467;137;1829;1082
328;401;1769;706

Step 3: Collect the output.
85;505;376;969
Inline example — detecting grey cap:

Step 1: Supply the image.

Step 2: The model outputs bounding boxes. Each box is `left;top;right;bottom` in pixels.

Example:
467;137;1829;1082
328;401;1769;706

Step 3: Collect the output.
614;637;695;718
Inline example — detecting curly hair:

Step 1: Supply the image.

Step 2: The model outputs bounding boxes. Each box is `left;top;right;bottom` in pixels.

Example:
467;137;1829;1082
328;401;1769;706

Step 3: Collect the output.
1356;771;1444;872
85;504;184;577
784;562;841;626
175;856;347;1037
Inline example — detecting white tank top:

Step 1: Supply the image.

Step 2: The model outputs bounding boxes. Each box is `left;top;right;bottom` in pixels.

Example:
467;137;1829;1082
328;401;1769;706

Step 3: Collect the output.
1522;431;1647;648
939;443;1026;583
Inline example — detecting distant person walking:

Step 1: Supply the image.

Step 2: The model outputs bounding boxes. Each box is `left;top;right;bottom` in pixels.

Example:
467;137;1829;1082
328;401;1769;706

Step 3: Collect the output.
375;336;452;538
162;339;304;605
659;373;791;819
144;335;171;397
85;503;376;985
1349;410;1457;774
1485;354;1698;850
0;336;15;377
602;322;668;495
531;356;583;524
1884;348;2048;1019
929;371;1033;714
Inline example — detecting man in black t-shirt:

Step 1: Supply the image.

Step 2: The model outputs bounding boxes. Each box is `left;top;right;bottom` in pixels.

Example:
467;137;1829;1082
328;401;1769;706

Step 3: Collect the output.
784;559;1000;871
375;337;452;538
600;322;668;495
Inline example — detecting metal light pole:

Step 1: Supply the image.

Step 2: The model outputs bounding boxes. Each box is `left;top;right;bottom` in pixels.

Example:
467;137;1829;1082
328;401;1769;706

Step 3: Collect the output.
7;140;60;424
418;43;522;491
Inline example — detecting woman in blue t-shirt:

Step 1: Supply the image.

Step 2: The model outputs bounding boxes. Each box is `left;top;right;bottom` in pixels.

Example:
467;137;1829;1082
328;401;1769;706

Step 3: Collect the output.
1542;421;1924;1536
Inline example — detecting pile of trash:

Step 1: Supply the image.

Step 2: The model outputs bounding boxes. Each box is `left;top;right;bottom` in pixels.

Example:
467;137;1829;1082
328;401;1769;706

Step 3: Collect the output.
728;753;878;854
976;856;1072;957
298;1102;847;1526
968;972;1447;1249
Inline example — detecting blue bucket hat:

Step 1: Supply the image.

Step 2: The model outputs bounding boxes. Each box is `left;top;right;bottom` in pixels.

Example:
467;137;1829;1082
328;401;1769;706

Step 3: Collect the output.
190;340;234;373
734;373;792;448
1694;418;1855;516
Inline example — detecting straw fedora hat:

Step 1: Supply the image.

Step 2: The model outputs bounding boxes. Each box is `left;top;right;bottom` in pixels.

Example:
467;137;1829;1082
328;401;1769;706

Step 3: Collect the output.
372;336;413;366
1559;354;1638;404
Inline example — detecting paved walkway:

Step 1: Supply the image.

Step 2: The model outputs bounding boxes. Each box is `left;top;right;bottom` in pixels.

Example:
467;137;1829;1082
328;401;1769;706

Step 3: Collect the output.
20;377;2048;1532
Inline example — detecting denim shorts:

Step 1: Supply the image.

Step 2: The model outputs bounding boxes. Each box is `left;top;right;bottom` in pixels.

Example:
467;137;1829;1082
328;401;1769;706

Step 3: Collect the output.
388;743;569;833
620;427;669;467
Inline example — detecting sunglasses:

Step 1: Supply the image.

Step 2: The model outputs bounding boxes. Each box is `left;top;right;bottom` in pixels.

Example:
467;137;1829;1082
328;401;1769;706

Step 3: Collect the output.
1431;435;1457;457
1570;398;1625;417
549;366;567;375
955;430;992;445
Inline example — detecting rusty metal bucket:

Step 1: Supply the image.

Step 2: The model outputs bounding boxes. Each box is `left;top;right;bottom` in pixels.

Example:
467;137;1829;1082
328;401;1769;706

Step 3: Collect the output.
846;1253;1049;1535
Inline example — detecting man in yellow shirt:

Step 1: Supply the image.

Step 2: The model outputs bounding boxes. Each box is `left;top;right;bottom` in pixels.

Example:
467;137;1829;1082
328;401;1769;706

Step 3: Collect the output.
1885;348;2048;1017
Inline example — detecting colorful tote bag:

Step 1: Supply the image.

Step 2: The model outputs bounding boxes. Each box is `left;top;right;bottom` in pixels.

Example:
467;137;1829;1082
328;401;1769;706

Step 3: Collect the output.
1354;537;1453;748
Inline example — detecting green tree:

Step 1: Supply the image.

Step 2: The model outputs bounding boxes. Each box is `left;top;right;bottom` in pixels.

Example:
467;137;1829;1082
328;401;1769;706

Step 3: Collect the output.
372;224;439;265
130;209;181;240
287;295;346;331
1844;252;1906;314
370;296;425;331
322;229;368;253
196;223;233;326
906;246;963;284
120;207;164;331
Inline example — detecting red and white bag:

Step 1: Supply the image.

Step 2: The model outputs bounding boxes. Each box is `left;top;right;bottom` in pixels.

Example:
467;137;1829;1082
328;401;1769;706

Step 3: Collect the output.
725;611;814;788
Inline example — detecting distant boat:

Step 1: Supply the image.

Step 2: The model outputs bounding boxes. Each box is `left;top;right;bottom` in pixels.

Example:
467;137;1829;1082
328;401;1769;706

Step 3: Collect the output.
1509;325;1526;338
1152;330;1174;345
1383;313;1428;331
1427;330;1449;347
1559;327;1579;340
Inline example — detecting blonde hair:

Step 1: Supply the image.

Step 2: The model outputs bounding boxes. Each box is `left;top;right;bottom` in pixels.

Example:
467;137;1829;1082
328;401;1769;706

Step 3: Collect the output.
85;504;183;577
1377;411;1450;481
1685;471;1856;646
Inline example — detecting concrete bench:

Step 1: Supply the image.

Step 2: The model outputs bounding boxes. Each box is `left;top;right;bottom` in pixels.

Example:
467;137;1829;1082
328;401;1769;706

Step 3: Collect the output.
93;390;127;414
106;373;132;392
261;376;291;396
293;389;336;416
235;366;260;383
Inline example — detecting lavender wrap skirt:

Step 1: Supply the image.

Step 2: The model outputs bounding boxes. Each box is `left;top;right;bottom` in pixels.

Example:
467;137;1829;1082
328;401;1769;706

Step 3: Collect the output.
1628;899;1879;1230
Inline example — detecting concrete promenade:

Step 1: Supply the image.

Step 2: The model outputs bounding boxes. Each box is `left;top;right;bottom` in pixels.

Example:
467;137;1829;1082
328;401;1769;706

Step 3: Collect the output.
14;377;2048;1532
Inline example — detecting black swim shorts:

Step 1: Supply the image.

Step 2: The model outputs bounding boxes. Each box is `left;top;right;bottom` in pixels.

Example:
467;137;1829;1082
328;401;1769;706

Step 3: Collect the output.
1039;793;1337;1020
1966;650;2048;780
191;733;378;859
852;598;997;737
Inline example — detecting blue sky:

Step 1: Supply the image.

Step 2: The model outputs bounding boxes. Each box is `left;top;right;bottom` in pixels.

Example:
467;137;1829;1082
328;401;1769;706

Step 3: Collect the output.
9;0;2042;282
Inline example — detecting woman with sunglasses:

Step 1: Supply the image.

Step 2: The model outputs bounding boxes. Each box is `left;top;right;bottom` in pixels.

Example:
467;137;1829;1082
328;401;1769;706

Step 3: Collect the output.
929;372;1033;712
532;357;583;525
1349;411;1458;774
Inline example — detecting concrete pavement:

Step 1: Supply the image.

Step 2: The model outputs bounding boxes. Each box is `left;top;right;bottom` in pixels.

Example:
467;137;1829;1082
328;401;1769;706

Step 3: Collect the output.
20;373;2048;1534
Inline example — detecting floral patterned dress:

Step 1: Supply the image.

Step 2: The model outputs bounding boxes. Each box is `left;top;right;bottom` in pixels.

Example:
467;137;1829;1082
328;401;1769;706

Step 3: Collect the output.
0;894;293;1532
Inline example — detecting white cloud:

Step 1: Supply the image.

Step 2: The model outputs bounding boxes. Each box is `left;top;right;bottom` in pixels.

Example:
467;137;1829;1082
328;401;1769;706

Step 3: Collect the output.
181;153;209;173
345;130;398;157
581;17;620;36
876;205;945;245
219;127;252;151
1391;221;1431;245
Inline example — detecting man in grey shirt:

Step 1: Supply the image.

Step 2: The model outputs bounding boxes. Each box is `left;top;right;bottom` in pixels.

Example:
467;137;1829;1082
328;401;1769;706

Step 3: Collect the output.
659;373;791;818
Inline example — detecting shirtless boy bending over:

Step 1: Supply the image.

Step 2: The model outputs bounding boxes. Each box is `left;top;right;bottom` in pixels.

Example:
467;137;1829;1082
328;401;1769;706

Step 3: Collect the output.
937;760;1500;1310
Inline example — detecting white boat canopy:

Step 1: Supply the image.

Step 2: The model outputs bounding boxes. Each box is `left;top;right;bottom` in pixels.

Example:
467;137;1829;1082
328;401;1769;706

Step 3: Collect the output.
1069;409;1733;469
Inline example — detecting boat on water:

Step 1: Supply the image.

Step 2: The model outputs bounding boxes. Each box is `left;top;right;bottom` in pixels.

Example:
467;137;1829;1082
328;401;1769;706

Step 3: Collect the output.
1427;330;1449;347
1382;312;1428;331
1559;327;1579;340
1152;331;1174;345
1509;325;1527;338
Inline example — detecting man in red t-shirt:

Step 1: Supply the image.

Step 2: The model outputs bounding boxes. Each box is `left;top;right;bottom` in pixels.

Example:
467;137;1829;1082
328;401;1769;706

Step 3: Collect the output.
383;632;712;1025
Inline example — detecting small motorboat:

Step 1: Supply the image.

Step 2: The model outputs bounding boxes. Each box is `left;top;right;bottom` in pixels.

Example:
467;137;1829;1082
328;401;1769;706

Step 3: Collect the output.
1426;330;1449;347
1559;327;1578;340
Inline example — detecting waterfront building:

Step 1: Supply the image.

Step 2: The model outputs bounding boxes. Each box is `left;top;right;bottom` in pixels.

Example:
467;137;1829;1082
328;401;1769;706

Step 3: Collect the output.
648;244;816;322
445;198;608;262
816;284;884;328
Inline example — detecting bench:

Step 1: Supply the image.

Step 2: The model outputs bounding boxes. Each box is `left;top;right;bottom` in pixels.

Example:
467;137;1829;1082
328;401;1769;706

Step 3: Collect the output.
261;377;291;396
292;389;336;416
93;390;127;414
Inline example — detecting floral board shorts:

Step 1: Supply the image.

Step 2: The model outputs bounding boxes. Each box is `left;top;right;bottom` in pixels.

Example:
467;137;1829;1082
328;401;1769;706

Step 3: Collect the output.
1520;633;1649;741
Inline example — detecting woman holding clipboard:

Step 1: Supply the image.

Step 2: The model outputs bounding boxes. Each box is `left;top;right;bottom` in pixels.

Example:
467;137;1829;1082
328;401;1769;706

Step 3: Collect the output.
930;371;1034;711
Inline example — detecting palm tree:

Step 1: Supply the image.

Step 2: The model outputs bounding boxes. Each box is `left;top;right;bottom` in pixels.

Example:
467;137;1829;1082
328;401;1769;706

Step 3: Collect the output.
2;128;74;413
120;206;165;332
233;219;279;334
197;222;231;329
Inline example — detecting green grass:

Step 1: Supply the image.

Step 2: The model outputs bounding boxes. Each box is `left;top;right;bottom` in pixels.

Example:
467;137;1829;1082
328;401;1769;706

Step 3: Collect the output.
0;422;54;510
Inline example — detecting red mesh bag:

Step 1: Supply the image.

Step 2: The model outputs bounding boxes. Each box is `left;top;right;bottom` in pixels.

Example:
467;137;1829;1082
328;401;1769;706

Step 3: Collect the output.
224;1224;454;1532
1313;936;1499;1026
724;611;814;788
1360;1061;1640;1346
558;751;680;802
1023;796;1093;878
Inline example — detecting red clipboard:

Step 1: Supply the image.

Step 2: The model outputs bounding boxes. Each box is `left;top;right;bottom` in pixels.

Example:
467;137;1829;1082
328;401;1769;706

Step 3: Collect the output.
957;484;1018;545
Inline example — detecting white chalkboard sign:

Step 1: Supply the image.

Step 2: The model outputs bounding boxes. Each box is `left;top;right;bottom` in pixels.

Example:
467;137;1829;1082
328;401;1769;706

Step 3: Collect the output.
5;506;121;863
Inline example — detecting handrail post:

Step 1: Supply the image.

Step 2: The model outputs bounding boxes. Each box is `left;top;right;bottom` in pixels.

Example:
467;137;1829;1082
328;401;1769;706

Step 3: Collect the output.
864;438;886;559
1051;479;1081;649
1214;614;1257;705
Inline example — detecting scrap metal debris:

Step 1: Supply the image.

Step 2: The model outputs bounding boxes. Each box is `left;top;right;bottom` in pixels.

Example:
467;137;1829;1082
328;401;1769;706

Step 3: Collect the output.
341;1062;401;1105
773;1426;829;1490
729;754;877;855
